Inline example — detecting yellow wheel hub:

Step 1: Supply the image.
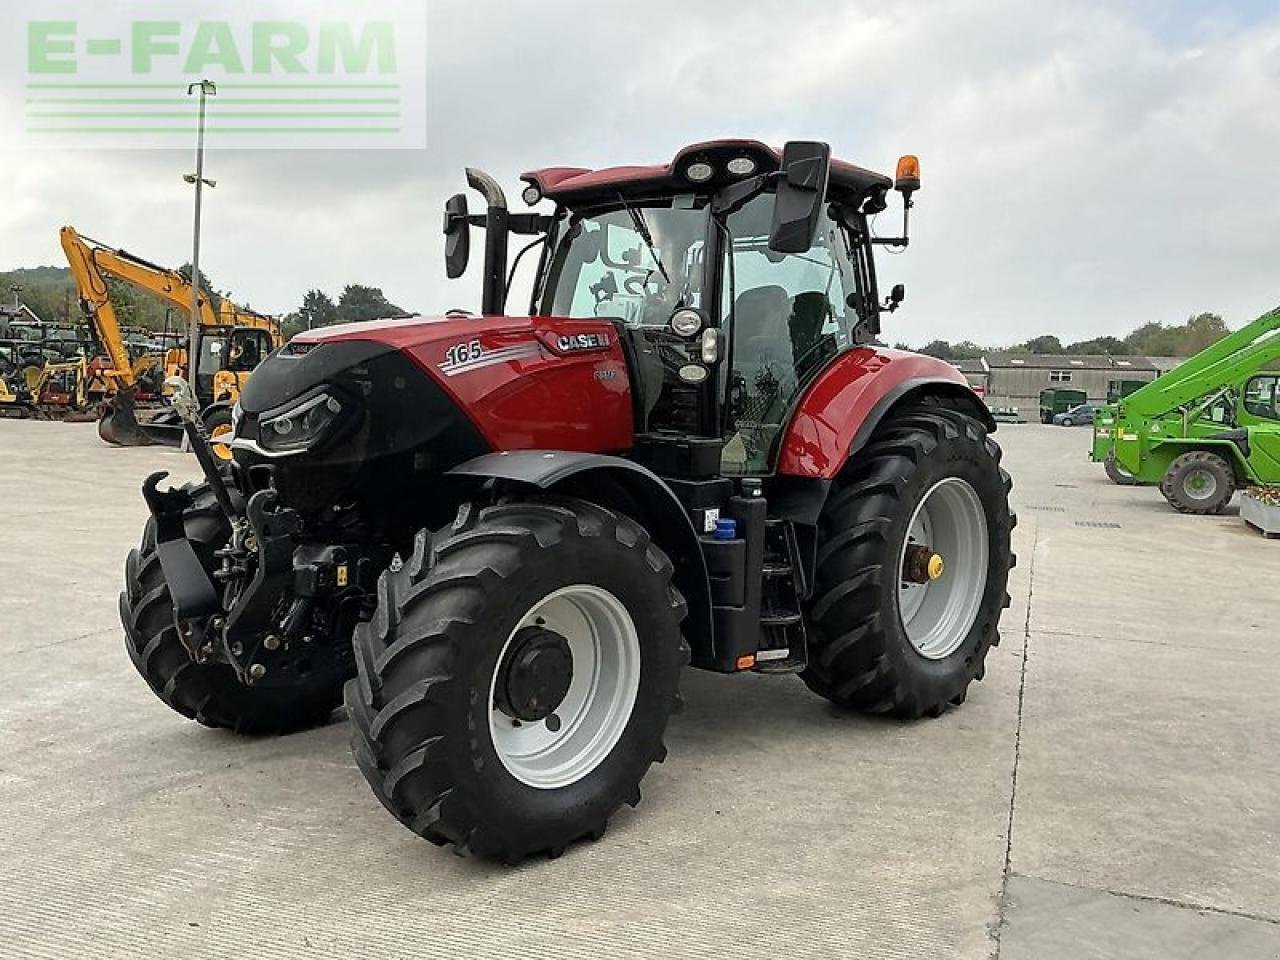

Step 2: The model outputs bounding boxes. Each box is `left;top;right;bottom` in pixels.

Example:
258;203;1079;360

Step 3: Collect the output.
927;553;945;580
209;424;234;461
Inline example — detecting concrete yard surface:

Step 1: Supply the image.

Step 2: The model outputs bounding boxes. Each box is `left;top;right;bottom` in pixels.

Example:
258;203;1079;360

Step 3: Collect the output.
1;419;1277;959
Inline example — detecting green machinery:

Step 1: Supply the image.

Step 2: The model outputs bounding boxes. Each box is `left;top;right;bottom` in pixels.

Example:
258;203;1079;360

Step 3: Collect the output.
1039;387;1086;423
1091;306;1280;513
1106;378;1148;404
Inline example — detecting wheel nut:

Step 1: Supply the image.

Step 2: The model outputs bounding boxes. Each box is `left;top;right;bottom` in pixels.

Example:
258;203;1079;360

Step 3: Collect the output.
263;635;280;651
248;663;266;681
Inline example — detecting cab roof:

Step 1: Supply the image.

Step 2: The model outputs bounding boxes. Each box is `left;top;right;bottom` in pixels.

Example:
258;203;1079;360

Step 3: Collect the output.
520;138;892;207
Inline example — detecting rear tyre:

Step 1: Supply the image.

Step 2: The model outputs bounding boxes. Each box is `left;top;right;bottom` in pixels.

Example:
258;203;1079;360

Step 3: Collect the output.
1160;450;1235;515
802;406;1014;719
1104;451;1139;486
346;497;687;862
120;483;345;734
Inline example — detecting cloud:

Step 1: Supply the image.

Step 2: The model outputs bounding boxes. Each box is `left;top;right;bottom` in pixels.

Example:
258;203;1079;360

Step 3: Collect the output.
0;0;1277;344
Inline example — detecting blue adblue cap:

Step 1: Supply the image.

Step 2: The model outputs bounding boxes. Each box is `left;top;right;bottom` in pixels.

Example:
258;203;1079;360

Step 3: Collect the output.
714;518;737;540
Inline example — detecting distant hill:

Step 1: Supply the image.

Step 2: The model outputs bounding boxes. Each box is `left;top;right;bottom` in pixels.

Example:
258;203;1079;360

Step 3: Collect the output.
0;264;222;332
0;265;76;324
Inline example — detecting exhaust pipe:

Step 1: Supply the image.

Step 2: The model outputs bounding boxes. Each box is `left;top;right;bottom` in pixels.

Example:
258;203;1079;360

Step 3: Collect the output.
466;167;509;316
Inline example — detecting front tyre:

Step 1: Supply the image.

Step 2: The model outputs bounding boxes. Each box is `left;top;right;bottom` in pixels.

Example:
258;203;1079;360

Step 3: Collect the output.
120;483;347;734
802;406;1014;719
346;498;687;862
1160;450;1235;514
1104;451;1139;486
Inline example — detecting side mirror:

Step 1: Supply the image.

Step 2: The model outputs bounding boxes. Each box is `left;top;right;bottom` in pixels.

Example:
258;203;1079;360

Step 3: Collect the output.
768;141;831;254
886;283;905;311
443;193;470;279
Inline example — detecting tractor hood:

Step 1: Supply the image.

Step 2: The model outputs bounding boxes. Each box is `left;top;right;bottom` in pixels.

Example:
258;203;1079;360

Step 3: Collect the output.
234;314;634;470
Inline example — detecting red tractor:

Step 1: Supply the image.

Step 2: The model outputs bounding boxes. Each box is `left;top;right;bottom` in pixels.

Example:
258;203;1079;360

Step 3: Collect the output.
122;140;1014;862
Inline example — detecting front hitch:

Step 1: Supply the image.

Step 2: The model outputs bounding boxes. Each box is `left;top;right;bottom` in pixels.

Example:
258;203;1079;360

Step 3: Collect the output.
141;471;222;620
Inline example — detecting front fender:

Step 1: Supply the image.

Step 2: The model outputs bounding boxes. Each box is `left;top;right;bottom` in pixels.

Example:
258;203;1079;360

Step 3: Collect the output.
776;347;992;479
448;451;713;660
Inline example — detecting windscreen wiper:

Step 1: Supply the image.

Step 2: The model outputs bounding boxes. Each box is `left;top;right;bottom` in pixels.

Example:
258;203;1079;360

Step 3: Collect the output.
618;195;671;285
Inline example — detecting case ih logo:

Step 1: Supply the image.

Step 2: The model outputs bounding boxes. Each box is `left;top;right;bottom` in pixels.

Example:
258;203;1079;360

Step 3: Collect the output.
556;332;610;352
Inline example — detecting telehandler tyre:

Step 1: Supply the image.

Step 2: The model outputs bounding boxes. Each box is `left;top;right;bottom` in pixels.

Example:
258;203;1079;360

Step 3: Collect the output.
802;406;1014;719
120;482;346;734
1104;451;1139;486
1160;450;1235;515
345;497;687;862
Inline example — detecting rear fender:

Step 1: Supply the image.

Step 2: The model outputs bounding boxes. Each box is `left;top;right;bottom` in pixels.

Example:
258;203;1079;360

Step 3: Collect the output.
777;347;993;479
448;451;713;660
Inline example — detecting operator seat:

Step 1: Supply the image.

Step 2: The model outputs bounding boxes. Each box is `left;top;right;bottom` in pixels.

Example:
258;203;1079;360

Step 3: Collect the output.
731;284;793;377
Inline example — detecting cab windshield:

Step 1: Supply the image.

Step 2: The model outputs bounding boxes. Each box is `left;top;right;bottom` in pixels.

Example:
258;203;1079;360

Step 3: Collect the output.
538;199;708;324
538;199;711;436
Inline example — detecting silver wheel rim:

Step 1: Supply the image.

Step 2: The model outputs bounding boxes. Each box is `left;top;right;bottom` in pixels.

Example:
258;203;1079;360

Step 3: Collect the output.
1184;468;1218;501
488;584;640;790
897;478;990;660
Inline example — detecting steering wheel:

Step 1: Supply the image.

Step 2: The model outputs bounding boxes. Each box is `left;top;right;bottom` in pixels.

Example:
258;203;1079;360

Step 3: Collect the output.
623;273;655;297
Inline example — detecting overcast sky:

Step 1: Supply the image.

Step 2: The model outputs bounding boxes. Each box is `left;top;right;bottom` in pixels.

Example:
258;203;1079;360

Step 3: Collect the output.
1;0;1278;346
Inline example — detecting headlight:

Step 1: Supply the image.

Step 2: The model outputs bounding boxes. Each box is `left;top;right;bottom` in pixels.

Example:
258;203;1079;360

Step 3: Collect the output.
257;392;345;455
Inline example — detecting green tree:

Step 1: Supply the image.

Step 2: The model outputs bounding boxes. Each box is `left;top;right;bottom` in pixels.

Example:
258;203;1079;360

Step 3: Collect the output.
302;289;339;328
916;339;958;362
1021;334;1064;354
336;284;408;323
173;262;227;321
1182;312;1228;354
1065;335;1131;355
951;340;987;360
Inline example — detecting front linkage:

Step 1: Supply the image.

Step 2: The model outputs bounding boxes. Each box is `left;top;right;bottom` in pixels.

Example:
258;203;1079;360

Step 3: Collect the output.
137;378;368;694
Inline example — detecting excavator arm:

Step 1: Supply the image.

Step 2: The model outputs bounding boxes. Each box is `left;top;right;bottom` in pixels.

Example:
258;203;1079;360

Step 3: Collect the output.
61;225;282;450
60;227;144;390
59;226;282;391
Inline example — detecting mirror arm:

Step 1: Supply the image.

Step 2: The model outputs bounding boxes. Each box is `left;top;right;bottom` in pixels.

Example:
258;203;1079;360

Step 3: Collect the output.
507;213;555;236
870;192;914;247
711;172;777;217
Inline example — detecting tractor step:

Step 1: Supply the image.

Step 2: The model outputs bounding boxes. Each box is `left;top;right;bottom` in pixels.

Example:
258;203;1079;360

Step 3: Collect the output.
756;517;809;671
760;610;802;627
752;649;806;674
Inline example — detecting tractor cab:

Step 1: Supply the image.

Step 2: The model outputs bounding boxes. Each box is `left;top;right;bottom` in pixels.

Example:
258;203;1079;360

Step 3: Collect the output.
446;140;921;477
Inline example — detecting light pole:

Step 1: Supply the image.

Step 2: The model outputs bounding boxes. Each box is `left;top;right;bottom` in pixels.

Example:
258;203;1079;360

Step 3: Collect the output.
184;79;217;392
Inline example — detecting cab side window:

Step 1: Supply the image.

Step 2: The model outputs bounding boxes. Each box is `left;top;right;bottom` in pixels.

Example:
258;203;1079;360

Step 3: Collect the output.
720;193;858;474
1243;375;1280;421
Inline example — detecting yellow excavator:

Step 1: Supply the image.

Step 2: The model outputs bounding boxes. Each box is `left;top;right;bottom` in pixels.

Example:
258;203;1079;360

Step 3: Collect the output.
60;226;282;454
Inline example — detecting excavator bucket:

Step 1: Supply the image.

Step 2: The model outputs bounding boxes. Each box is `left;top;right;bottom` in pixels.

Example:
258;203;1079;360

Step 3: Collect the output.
97;385;184;448
97;386;153;446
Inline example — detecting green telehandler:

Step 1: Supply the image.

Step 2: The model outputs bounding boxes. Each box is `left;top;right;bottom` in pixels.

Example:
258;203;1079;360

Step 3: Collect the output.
1091;306;1280;513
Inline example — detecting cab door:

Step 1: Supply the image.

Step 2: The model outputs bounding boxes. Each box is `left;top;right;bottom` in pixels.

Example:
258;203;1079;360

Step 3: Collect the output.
718;193;866;475
1240;375;1280;480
